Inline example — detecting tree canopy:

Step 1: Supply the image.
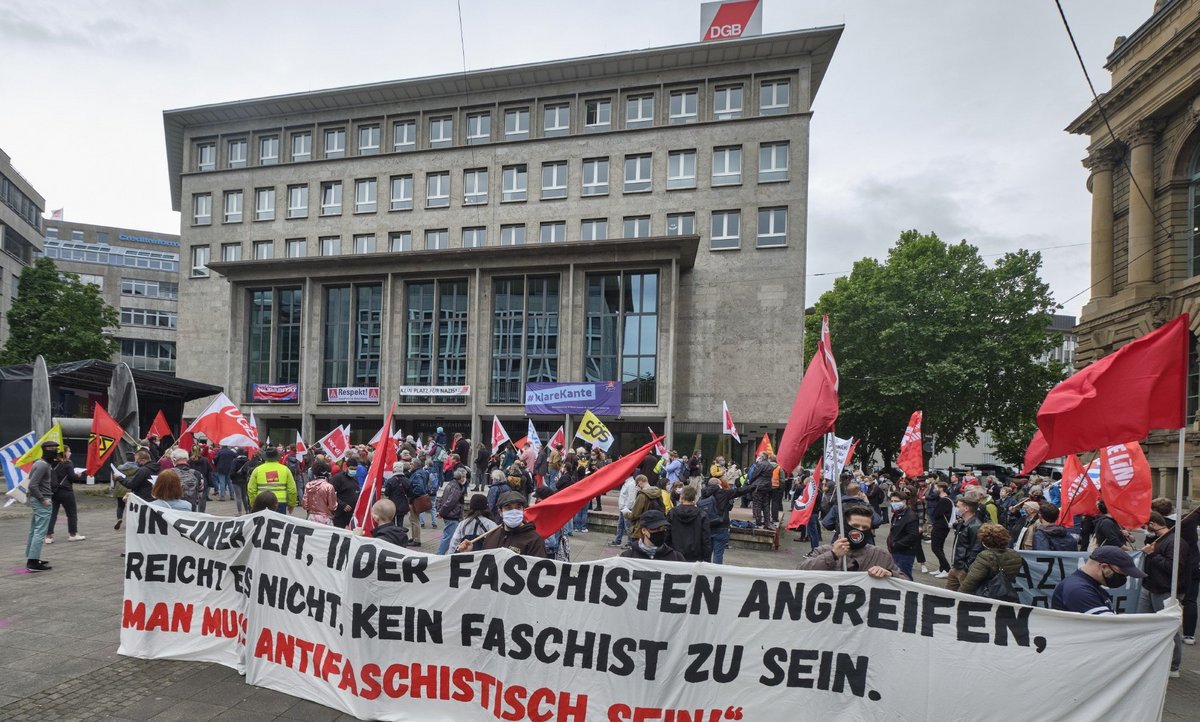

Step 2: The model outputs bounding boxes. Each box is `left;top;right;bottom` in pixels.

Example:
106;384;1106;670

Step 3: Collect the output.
0;257;120;366
804;230;1063;469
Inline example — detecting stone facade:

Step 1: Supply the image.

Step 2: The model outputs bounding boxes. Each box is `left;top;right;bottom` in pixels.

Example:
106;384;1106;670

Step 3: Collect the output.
0;147;45;346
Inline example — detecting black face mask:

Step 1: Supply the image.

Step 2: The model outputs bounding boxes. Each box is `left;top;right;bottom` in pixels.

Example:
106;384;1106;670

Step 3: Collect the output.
1102;567;1127;589
648;530;667;547
846;528;873;550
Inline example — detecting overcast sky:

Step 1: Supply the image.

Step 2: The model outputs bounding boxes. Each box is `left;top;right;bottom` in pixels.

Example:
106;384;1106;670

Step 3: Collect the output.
0;0;1152;316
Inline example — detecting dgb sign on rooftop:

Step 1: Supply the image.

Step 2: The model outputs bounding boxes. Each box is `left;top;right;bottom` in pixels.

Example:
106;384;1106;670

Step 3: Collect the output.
700;0;762;42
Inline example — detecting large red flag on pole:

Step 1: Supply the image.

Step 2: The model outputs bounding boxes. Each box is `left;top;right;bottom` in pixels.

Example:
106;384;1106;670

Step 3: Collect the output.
148;410;172;439
525;436;663;538
353;401;398;534
777;314;839;473
86;404;125;475
896;410;923;478
1097;441;1153;528
1023;314;1188;472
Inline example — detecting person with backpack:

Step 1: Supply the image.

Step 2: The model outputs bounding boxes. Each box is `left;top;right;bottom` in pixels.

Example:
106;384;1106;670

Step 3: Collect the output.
188;446;214;512
436;469;467;554
700;476;755;564
959;523;1022;602
448;494;498;554
666;486;711;562
609;473;640;548
170;448;206;512
229;448;254;516
1092;500;1131;549
1033;504;1079;552
629;474;667;537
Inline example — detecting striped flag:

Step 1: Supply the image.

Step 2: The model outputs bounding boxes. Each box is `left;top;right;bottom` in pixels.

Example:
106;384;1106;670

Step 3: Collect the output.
2;431;37;506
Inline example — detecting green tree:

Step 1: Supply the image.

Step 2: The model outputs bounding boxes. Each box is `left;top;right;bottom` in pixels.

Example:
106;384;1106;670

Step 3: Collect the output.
804;230;1064;469
0;257;120;365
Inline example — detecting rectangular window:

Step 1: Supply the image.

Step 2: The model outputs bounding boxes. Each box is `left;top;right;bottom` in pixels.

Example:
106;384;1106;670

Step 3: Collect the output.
247;290;272;388
711;210;741;249
426;172;450;208
585;272;658;404
253;240;273;260
259;135;279;165
757;207;788;247
393;119;416;151
255;187;275;221
121;278;178;299
712;146;743;185
353;234;376;254
354;178;377;213
467;112;491;144
320;181;342;216
463;226;487;248
541;161;567;200
320;236;340;257
669;89;698;124
45;227;58;239
667;150;696;189
585;99;611;131
666;212;695;236
429;116;453;147
357;124;380;155
624;154;652;193
540;221;566;244
714;85;743;120
623;216;650;238
223;190;243;223
464;168;488;205
389;231;412;252
119;308;178;329
426;229;449;250
491;276;560;403
291;131;311;162
190;245;210;277
323;284;383;390
227;139;247;168
196;142;216;171
760;80;790;115
247;287;303;389
544;103;570;136
1188;333;1199;423
759;141;789;182
502;165;528;202
193;193;211;225
504;108;530;140
390;175;413;211
500;224;526;246
287;184;308;218
286;238;306;258
324;128;346;159
221;243;242;262
581;218;607;241
626;94;654;128
71;229;84;241
119;340;176;373
582;158;609;196
404;280;469;404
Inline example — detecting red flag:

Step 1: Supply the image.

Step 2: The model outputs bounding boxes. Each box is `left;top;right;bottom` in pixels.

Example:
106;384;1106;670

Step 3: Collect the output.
1097;441;1152;528
649;427;667;457
786;473;818;530
896;410;923;478
525;436;662;538
86;404;125;475
778;314;839;472
148;410;172;439
179;393;258;452
491;416;511;454
547;425;566;451
295;431;307;455
721;401;741;443
317;426;350;461
755;432;774;458
1057;455;1099;524
1023;314;1188;472
353;402;398;534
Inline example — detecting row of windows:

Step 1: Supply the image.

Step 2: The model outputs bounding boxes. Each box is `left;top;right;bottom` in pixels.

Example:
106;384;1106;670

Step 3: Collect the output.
192;79;792;171
121;277;178;300
244;271;659;405
120;339;176;373
120;307;177;329
190;142;789;225
41;240;180;272
188;206;787;276
0;171;42;232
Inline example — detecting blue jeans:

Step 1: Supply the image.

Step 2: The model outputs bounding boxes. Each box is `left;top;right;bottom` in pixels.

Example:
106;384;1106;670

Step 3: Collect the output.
611;513;629;544
26;501;51;560
213;472;231;497
437;520;460;554
711;527;730;564
573;505;590;532
545;470;559;491
806;516;823;552
892;553;915;580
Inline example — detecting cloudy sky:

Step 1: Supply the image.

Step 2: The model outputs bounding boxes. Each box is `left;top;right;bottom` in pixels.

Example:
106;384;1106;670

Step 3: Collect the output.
0;0;1151;316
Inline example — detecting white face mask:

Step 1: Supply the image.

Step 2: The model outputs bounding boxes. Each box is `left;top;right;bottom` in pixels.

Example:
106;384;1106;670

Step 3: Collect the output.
501;509;525;528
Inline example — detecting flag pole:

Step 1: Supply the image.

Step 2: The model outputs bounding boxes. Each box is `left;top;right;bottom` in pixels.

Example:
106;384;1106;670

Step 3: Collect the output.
830;431;847;572
1171;426;1185;600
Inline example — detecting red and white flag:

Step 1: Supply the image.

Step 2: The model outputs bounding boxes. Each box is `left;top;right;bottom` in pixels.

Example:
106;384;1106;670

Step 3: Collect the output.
778;314;839;473
491;416;511;454
317;425;350;461
179;393;258;451
649;427;668;457
547;425;566;451
368;420;393;447
721;400;741;443
247;411;261;449
1057;454;1099;524
526;419;542;451
896;410;923;478
353;402;398;534
294;431;307;455
786;474;818;530
49;208;63;220
1098;441;1152;528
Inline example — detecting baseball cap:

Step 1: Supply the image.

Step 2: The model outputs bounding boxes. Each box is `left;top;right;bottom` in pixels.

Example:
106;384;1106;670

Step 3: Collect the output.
639;510;669;531
497;490;526;508
1090;546;1146;579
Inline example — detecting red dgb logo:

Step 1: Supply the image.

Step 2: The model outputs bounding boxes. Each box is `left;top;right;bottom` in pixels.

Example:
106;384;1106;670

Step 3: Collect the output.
702;0;761;41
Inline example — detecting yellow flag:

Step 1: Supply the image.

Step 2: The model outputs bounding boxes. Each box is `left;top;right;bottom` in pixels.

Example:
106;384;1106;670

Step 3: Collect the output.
14;423;63;468
573;410;614;452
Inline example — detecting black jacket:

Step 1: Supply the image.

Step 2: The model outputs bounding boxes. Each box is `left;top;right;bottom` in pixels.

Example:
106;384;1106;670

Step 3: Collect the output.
1143;528;1190;595
372;521;410;548
439;479;465;521
700;484;754;528
331;471;359;509
887;508;922;555
952;515;983;570
1033;524;1078;552
667;504;712;562
125;463;155;501
214;447;237;475
53;460;80;494
931;497;953;530
382;474;410;516
1092;514;1126;548
621;542;686;562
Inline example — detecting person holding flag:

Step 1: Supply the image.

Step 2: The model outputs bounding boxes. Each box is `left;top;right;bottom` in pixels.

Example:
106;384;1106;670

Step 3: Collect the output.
45;445;86;545
23;439;60;572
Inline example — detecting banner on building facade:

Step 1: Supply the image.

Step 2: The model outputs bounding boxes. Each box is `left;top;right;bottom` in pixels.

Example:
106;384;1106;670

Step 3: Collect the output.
398;385;471;397
251;384;298;403
1014;549;1143;612
325;387;380;403
524;382;621;416
119;498;1177;722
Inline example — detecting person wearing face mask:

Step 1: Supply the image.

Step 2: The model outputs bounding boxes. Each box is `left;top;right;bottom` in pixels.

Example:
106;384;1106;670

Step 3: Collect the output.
456;490;545;557
620;510;686;562
1052;546;1145;615
1139;512;1188;677
885;490;921;579
947;497;984;592
24;440;60;572
799;506;907;579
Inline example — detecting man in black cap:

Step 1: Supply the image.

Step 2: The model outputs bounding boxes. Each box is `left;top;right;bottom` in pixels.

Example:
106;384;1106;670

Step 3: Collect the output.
1052;546;1146;616
457;490;545;557
621;510;686;562
24;440;59;572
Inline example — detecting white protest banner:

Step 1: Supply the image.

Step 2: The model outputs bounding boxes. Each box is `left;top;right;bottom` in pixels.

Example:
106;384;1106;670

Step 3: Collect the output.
119;498;1178;721
1014;549;1144;613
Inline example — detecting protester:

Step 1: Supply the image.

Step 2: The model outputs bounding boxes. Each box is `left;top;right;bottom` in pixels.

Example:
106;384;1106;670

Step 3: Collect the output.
213;444;237;502
1092;500;1131;549
457;490;545;557
886;490;921;578
247;446;297;515
302;460;338;526
369;500;411;547
330;457;359;529
1052;546;1146;615
1032;504;1078;552
746;452;776;529
189;445;214;510
959;523;1022;600
629;474;667;537
1140;512;1188;677
820;481;881;532
150;469;192;511
173;448;206;512
251;491;279;513
621;510;686;562
699;475;755;564
229;448;253;515
1014;500;1044;550
666;486;711;562
24;439;59;572
947;497;984;592
929;481;953;578
610;473;640;548
533;487;571;561
1151;497;1199;646
115;450;155;531
437;469;467;554
45;445;85;544
799;506;907;579
447;494;497;554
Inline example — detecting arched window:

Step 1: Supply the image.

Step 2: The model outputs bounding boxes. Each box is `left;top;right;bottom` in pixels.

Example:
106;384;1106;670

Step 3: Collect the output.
1189;145;1200;276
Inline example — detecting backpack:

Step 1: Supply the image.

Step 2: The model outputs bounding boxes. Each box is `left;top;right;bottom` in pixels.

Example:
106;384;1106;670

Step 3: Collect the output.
178;467;204;508
974;568;1019;603
408;470;428;497
697;494;722;524
644;490;666;516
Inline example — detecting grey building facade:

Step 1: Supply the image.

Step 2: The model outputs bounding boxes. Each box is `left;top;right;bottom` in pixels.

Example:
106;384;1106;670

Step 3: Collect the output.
0;147;45;346
162;27;842;456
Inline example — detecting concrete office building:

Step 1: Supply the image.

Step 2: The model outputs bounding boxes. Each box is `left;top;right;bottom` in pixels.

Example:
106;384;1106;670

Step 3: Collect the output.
1068;0;1199;501
0;147;45;346
40;220;181;374
163;27;842;457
